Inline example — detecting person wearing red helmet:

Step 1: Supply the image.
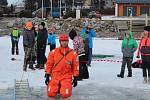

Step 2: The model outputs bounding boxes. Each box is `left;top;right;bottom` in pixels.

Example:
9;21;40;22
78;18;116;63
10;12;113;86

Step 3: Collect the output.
45;33;79;98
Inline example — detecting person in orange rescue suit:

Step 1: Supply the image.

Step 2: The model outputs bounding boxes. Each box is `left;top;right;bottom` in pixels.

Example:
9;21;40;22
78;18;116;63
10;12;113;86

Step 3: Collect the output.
136;26;150;83
45;33;79;98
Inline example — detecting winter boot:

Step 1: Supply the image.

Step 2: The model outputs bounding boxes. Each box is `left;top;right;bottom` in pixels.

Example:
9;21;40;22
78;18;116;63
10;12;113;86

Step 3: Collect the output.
117;70;124;78
117;74;124;78
127;71;132;77
12;48;14;55
23;65;27;71
29;65;35;70
143;77;147;83
35;64;40;69
16;49;19;55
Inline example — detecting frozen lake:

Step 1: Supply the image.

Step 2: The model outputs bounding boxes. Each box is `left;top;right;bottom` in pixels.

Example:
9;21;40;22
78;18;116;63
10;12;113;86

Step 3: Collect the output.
0;36;150;100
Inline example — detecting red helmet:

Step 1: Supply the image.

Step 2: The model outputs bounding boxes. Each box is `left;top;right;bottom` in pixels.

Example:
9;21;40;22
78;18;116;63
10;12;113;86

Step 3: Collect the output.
59;33;69;41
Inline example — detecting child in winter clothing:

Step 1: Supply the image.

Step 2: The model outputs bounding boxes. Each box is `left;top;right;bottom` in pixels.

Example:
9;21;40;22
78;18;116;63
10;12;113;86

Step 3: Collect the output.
10;27;20;55
117;31;138;78
136;26;150;83
22;21;35;71
47;28;56;51
80;24;96;67
69;29;89;80
36;22;48;69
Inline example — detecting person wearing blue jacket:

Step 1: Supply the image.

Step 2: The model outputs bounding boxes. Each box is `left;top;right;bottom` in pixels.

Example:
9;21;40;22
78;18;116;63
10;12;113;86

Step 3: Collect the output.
48;28;56;51
81;24;96;67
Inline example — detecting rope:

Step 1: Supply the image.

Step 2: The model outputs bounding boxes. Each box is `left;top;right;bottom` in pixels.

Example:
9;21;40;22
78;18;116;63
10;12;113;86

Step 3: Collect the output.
16;71;25;88
93;59;122;63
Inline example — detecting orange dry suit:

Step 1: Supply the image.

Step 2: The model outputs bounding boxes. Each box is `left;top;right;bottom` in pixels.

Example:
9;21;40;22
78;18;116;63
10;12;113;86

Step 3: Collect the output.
45;47;79;98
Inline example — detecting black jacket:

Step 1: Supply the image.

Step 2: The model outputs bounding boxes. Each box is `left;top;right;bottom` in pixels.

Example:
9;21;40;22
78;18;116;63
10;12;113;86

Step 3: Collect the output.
37;28;48;46
22;28;35;47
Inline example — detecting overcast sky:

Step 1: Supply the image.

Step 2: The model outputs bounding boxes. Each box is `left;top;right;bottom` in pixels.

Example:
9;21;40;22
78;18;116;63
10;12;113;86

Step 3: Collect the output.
7;0;23;5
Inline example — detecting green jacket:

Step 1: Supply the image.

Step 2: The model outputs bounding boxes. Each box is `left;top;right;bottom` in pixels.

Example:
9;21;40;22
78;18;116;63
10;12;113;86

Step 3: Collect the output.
121;31;138;57
11;29;20;41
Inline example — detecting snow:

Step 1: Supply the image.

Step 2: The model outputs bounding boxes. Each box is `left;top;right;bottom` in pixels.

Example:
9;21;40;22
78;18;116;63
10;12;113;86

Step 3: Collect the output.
0;36;150;91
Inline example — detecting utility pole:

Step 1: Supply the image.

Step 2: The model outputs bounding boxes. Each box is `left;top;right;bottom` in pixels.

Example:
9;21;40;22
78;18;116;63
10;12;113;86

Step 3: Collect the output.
35;2;38;11
59;0;61;18
130;9;132;31
145;13;148;26
72;0;75;11
50;0;52;17
65;1;66;14
42;0;44;19
99;0;101;10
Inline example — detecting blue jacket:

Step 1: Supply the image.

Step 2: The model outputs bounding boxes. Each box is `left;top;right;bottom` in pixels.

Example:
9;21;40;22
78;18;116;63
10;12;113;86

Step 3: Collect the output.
81;28;96;48
48;33;56;44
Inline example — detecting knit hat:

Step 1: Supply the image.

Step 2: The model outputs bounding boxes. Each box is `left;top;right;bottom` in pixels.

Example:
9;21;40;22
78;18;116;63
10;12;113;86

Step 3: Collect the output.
25;21;33;29
41;22;45;28
144;26;150;32
69;29;77;40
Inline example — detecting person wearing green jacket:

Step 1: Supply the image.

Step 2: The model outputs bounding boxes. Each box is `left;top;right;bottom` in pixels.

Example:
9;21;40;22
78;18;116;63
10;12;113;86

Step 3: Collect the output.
117;31;138;78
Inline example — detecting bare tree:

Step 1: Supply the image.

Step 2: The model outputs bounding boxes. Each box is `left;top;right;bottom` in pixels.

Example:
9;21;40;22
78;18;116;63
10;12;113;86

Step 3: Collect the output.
0;0;8;6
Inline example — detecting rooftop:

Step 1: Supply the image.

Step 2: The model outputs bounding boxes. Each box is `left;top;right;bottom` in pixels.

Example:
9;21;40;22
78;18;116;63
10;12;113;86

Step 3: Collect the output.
116;0;150;4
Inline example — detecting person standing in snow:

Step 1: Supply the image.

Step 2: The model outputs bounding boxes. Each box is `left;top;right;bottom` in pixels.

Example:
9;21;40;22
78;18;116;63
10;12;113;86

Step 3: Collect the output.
117;31;138;78
136;26;150;83
45;33;79;98
22;21;35;71
47;27;56;51
69;29;89;80
80;24;96;67
31;25;39;64
36;22;48;69
10;27;20;56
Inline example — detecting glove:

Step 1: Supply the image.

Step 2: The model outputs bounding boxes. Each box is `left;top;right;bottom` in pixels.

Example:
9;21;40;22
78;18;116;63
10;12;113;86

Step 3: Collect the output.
72;76;78;87
45;74;50;85
86;31;89;34
23;45;28;48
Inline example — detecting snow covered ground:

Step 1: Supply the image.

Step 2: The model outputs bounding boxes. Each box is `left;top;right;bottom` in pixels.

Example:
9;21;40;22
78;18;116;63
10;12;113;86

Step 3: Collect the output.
1;36;150;100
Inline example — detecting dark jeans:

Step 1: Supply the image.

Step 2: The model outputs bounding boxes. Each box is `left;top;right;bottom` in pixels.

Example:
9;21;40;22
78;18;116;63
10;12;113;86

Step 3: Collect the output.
119;57;133;76
87;48;92;66
11;40;19;55
78;55;89;79
50;44;56;51
143;67;150;78
141;56;150;77
37;44;47;65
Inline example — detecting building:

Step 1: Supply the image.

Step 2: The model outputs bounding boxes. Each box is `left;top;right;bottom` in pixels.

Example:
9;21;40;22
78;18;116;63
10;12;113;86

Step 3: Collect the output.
115;0;150;16
15;5;25;13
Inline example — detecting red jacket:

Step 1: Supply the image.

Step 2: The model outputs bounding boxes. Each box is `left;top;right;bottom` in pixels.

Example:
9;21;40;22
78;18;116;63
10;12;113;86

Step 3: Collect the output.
137;37;150;57
45;47;79;80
